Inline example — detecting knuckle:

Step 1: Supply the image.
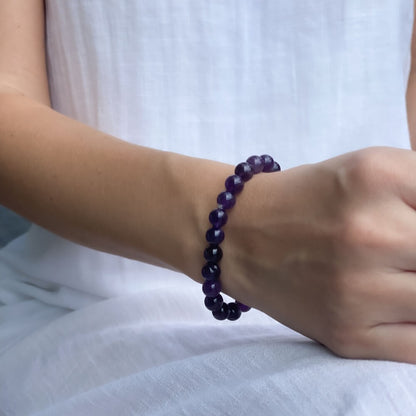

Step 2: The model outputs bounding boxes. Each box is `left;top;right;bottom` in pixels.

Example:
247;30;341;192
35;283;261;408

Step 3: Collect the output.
341;147;392;189
331;149;391;250
353;147;389;174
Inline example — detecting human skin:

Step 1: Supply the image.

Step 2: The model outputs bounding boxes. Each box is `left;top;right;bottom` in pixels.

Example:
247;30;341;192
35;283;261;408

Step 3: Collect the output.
407;0;416;147
2;1;416;363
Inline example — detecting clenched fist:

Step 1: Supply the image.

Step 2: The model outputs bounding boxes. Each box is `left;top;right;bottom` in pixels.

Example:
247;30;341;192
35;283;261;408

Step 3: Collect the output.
220;147;416;363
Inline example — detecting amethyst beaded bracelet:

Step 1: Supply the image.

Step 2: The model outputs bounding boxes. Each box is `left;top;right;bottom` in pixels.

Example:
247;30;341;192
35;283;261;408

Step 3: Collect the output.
202;154;281;321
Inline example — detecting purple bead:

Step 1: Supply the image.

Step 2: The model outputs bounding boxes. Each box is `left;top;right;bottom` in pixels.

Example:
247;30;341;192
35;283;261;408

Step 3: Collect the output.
217;191;236;210
225;175;244;194
261;154;275;172
200;155;280;322
204;294;223;311
235;162;254;182
204;244;223;262
209;208;228;228
205;228;224;244
270;161;281;172
236;301;251;313
202;279;222;297
201;262;220;280
213;303;230;320
246;155;263;174
227;302;242;321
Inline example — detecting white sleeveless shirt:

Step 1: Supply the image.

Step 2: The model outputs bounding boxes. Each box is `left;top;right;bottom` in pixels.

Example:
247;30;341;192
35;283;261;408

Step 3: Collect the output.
1;2;416;415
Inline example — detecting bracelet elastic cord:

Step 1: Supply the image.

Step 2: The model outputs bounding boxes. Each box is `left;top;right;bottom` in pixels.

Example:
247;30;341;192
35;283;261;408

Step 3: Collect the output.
201;155;281;321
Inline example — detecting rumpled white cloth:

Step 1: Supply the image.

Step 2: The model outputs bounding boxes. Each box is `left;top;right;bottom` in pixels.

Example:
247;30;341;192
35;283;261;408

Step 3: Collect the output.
1;0;416;414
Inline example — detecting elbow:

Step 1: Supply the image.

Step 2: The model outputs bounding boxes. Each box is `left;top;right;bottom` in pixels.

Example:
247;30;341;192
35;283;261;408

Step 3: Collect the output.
0;78;51;108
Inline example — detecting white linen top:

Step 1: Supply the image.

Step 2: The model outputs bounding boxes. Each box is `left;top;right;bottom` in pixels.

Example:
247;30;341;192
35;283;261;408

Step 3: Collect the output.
1;1;416;415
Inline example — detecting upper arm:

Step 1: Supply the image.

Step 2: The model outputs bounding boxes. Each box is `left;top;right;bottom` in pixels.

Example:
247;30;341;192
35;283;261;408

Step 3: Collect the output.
406;0;416;149
0;0;50;105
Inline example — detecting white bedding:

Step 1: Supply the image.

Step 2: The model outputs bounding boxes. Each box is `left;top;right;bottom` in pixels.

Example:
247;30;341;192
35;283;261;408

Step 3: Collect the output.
1;1;415;414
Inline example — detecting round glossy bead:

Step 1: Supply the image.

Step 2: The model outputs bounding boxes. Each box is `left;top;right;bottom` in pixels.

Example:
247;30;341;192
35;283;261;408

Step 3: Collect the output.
209;208;228;228
227;302;242;321
246;155;263;174
213;303;230;320
204;294;223;311
201;262;220;280
202;279;222;297
225;174;244;194
236;301;251;313
205;228;224;244
235;162;254;182
204;244;223;262
271;161;281;172
261;154;275;172
217;191;236;210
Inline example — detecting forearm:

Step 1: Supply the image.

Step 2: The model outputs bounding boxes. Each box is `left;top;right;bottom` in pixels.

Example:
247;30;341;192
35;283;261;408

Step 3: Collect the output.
0;93;231;279
407;69;416;149
406;0;416;149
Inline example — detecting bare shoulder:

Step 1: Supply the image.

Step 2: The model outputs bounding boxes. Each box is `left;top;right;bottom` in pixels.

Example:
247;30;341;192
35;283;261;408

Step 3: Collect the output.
0;0;50;105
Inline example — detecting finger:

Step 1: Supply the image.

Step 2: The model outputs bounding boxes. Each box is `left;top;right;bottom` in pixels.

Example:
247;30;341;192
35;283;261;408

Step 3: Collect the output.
385;147;416;209
360;323;416;363
361;270;416;324
342;147;416;209
365;201;416;271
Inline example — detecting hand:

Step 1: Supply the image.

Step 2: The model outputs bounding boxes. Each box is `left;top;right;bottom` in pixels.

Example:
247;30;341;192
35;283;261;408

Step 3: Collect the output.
220;147;416;363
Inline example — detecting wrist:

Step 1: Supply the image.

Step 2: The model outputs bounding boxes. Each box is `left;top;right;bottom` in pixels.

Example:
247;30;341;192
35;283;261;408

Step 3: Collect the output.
195;155;282;320
217;167;289;308
160;152;233;281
